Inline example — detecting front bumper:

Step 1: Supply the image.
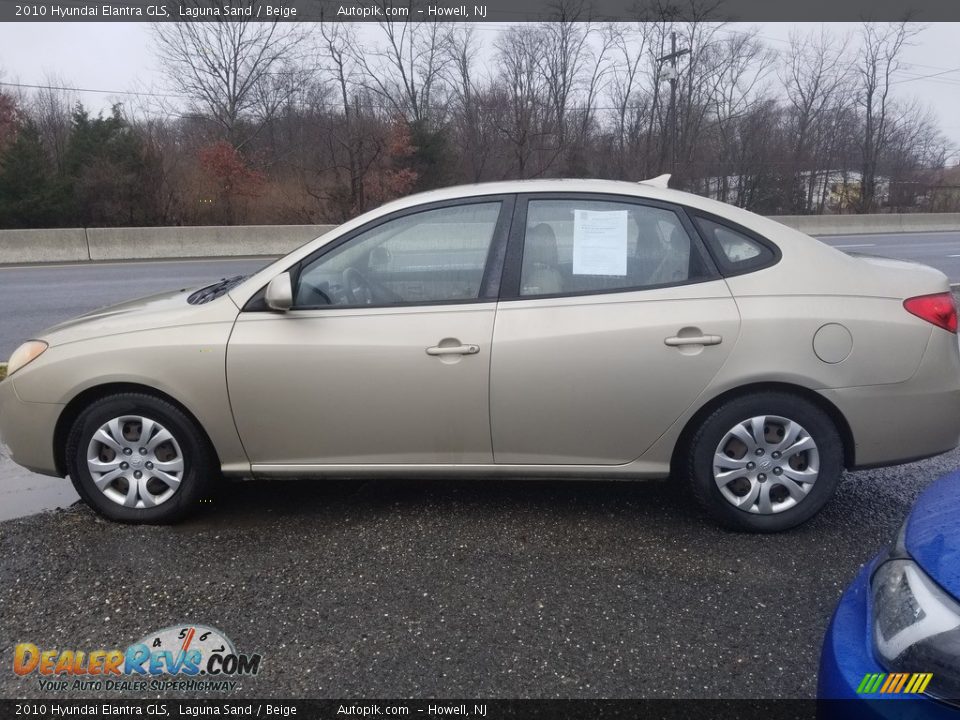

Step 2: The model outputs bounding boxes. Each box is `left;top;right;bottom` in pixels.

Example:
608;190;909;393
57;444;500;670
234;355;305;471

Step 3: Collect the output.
819;555;960;718
0;376;63;477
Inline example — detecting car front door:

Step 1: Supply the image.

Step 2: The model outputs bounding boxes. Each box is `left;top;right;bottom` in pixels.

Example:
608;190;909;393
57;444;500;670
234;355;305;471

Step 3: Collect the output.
227;198;513;468
490;194;741;465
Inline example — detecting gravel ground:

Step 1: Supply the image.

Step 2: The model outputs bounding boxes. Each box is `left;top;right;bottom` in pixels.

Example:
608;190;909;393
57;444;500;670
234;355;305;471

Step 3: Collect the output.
2;447;959;700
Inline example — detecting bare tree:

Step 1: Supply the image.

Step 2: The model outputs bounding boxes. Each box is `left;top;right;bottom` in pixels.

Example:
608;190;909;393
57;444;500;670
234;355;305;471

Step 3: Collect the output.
855;21;920;212
570;26;615;175
0;70;19;157
604;22;653;178
446;26;495;181
28;74;78;174
153;5;315;147
353;3;455;124
708;30;776;202
881;100;949;209
537;1;591;143
493;26;551;177
639;0;726;180
316;21;367;212
780;27;852;212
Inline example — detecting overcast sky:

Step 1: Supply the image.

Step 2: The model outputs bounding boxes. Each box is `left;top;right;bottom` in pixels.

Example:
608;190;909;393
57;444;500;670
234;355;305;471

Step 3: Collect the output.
0;22;958;158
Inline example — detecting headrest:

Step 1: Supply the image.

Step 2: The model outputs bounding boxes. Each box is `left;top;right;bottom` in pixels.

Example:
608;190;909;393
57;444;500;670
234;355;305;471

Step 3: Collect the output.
526;223;558;266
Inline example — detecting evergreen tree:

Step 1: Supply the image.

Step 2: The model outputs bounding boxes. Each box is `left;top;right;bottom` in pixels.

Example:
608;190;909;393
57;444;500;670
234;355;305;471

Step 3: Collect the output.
0;121;67;228
64;104;155;226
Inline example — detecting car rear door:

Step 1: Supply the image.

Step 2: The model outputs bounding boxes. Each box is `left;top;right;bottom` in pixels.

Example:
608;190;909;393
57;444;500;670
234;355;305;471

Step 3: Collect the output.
490;194;741;465
226;197;514;468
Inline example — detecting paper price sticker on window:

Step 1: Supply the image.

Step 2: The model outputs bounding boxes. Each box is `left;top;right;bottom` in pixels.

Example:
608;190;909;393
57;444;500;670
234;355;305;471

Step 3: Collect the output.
572;209;628;276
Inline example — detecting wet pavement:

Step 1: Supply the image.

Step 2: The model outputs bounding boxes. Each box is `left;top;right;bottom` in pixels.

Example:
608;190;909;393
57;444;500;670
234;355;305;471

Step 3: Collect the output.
0;445;79;522
1;447;958;700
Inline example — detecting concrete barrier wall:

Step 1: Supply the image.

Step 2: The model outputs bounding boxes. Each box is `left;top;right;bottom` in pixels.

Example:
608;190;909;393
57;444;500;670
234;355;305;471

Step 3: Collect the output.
772;213;960;236
2;214;960;265
86;224;336;261
0;228;89;264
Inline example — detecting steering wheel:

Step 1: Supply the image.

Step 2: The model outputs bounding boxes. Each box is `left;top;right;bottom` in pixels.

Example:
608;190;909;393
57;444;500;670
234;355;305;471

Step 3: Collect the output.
342;267;375;305
299;280;333;306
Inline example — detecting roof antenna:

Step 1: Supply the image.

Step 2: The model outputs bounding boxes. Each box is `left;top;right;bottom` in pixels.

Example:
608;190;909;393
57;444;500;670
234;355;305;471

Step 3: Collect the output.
639;174;671;189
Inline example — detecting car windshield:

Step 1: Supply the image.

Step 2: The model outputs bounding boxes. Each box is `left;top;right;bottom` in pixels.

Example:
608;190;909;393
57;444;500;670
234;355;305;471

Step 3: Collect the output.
187;275;248;305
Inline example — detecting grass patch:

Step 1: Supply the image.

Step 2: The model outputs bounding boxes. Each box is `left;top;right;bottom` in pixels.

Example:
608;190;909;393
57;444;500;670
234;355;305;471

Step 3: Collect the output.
0;364;6;381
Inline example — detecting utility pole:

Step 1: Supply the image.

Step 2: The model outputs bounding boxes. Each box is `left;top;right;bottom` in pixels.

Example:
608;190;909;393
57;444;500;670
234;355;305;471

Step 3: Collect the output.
657;32;690;176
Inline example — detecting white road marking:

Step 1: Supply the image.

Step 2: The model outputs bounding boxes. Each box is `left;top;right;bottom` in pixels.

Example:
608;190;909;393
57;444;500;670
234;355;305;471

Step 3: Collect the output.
948;254;960;258
832;243;876;248
818;232;960;240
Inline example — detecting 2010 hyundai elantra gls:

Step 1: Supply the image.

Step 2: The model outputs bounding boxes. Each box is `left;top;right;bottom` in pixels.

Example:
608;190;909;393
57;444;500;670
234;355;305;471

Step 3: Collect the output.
2;178;959;532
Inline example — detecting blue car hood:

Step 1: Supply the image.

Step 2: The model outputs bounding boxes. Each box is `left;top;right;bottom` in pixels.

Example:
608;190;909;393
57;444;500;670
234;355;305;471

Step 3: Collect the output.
907;470;960;600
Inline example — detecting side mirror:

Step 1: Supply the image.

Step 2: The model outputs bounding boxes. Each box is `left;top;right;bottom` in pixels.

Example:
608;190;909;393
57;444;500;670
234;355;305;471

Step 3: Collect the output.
265;272;293;311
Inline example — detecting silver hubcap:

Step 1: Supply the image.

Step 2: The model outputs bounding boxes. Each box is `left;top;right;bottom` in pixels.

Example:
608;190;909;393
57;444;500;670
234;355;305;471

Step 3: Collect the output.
713;415;819;515
86;416;184;509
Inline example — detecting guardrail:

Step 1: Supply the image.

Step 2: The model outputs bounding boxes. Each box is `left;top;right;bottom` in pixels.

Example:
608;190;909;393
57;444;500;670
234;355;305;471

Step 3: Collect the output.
1;214;959;265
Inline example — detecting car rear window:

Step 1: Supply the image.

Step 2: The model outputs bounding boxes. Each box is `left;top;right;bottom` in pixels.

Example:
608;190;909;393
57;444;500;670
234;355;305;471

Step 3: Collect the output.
693;216;777;274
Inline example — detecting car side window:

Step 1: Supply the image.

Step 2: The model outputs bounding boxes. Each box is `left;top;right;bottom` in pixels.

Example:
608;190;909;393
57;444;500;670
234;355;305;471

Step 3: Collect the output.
294;202;502;308
693;216;776;272
518;199;709;297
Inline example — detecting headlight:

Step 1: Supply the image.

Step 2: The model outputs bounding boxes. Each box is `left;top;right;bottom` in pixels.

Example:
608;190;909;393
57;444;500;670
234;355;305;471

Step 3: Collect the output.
6;340;47;376
872;554;960;699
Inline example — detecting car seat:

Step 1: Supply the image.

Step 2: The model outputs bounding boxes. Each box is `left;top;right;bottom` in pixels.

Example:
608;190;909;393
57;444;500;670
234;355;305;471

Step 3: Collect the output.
521;223;564;295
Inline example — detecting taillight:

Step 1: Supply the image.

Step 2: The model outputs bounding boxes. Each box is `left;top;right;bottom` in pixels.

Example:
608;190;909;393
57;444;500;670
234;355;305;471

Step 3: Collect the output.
903;292;958;333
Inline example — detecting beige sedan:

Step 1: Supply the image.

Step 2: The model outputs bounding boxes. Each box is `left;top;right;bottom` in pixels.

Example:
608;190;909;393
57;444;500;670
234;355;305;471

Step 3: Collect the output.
2;178;959;532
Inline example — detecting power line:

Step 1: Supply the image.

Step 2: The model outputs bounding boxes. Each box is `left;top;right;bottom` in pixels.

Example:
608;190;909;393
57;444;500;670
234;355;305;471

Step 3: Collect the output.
0;80;186;100
890;67;960;86
717;26;960;82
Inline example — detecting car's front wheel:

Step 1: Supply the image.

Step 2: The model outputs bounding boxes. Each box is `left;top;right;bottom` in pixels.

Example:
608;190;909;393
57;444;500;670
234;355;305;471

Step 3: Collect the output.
66;393;215;524
683;392;843;532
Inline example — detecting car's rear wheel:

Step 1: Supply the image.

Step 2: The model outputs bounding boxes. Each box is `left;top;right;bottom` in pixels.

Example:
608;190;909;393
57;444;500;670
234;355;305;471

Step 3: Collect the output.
683;392;843;532
66;393;216;524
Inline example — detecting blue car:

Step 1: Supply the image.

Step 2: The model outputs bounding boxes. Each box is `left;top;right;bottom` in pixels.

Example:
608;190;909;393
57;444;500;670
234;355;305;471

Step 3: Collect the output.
820;470;960;717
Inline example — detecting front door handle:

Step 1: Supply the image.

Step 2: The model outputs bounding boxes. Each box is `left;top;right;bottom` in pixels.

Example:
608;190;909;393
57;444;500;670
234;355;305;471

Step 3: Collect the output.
664;334;722;347
426;344;480;356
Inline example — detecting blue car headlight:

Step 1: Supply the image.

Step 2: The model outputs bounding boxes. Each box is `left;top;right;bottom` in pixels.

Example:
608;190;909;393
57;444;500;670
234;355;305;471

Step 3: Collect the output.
871;524;960;699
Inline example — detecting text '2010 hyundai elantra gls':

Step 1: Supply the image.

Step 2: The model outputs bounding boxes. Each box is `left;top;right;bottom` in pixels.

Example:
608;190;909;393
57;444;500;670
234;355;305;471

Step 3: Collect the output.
2;178;959;531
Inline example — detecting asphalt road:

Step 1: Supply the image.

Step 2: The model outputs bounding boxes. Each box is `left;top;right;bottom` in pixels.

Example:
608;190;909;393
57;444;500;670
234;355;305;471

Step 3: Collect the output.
1;448;958;700
819;231;960;282
0;257;272;358
1;231;959;359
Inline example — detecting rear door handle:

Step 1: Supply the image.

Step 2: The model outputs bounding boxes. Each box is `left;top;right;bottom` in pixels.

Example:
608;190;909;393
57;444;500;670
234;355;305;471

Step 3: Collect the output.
426;344;480;356
664;335;722;347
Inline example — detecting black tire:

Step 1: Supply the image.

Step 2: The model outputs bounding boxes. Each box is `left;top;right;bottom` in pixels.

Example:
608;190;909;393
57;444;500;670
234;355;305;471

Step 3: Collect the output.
681;391;843;533
66;393;216;524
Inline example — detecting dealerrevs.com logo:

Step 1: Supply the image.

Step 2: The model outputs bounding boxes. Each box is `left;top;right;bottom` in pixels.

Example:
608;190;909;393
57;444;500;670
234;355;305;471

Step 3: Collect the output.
13;624;262;693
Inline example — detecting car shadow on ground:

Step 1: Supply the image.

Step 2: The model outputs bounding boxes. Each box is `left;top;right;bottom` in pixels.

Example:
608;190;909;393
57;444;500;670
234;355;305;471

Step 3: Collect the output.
191;474;700;528
180;450;947;540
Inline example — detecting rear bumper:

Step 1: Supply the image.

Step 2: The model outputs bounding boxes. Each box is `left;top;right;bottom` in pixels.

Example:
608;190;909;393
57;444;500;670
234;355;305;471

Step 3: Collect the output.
820;330;960;469
0;377;63;477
